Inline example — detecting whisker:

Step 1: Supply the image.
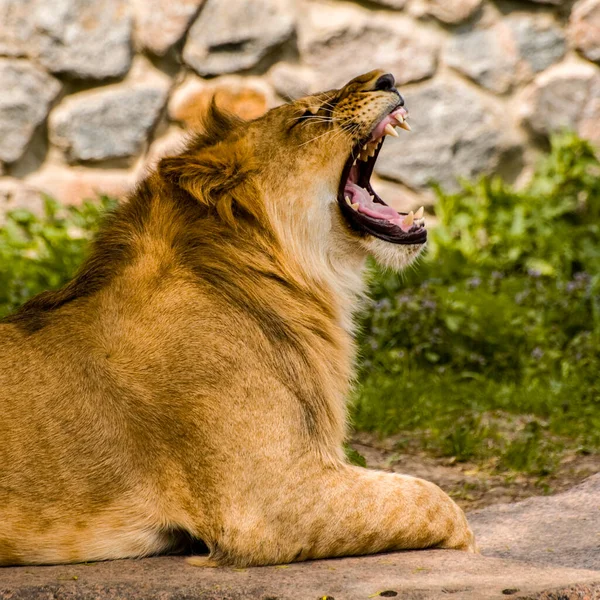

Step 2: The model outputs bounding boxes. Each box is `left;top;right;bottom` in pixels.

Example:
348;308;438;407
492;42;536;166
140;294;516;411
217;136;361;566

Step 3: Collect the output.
298;128;345;148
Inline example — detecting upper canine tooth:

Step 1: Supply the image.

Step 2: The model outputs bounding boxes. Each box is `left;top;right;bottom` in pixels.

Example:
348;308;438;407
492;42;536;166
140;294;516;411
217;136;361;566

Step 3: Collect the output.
363;144;368;151
384;123;399;137
394;114;404;123
398;120;411;131
415;206;424;219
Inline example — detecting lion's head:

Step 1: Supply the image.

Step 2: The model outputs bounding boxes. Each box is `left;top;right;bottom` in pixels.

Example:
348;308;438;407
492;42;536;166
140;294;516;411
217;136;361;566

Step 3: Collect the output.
161;70;425;284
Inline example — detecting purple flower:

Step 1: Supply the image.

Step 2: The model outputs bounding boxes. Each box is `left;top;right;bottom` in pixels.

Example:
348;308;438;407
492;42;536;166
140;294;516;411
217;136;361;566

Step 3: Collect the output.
515;291;529;304
375;298;391;310
531;347;544;360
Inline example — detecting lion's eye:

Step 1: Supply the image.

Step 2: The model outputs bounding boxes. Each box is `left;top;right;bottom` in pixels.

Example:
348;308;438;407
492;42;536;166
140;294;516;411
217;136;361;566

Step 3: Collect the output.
290;109;317;129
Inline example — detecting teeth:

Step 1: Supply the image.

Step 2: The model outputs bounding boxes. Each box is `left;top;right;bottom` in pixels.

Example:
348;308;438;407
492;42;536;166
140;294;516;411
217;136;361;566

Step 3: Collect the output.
359;151;369;161
351;202;359;211
403;211;414;228
363;144;368;151
415;206;424;219
398;120;411;131
368;146;376;157
384;123;399;137
345;196;352;206
352;158;357;166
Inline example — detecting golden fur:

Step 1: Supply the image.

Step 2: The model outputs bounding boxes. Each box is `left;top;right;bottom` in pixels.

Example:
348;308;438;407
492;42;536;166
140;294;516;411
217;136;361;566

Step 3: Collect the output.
0;70;475;567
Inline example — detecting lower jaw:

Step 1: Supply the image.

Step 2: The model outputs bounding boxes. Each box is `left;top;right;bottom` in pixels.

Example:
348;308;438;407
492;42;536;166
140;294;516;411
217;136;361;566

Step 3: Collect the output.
337;197;427;245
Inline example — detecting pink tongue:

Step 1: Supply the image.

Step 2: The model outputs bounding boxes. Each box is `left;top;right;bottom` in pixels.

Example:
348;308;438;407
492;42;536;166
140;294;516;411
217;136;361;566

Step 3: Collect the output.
345;182;400;220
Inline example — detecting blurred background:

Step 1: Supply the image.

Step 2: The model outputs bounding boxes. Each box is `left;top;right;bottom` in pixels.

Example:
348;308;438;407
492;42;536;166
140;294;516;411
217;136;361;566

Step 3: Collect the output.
0;0;598;213
1;0;600;509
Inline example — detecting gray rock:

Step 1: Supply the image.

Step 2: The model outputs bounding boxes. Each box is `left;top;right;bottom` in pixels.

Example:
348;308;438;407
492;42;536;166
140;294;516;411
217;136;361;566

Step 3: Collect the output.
132;0;205;56
569;0;600;64
298;3;439;89
507;15;566;74
368;0;407;8
268;62;317;100
423;0;482;24
0;0;37;57
0;542;599;599
0;177;47;226
0;59;61;164
521;62;600;144
35;0;132;79
581;76;600;143
444;25;519;93
183;0;295;76
375;79;515;191
49;82;169;163
471;473;600;570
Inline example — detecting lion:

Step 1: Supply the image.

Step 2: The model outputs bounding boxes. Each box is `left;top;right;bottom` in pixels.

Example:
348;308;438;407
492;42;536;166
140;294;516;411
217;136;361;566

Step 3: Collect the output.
0;70;475;567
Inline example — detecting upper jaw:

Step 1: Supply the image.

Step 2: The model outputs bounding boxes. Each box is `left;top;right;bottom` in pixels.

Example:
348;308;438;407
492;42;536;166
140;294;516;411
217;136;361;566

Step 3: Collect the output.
336;104;427;246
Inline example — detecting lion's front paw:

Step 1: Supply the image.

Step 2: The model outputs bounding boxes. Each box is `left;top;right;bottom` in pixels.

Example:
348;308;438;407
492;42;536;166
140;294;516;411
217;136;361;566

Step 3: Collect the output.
457;525;478;553
441;505;478;553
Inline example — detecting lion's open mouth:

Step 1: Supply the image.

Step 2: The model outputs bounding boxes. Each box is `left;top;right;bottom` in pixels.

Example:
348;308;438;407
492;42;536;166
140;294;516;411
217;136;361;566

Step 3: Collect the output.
337;107;427;245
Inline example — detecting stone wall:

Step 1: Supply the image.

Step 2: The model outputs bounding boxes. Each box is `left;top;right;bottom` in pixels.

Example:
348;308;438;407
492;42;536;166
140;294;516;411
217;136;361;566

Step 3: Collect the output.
1;0;599;217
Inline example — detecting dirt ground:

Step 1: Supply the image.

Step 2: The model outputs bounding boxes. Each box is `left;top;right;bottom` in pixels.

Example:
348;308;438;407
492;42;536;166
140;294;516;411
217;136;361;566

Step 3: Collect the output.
351;432;600;511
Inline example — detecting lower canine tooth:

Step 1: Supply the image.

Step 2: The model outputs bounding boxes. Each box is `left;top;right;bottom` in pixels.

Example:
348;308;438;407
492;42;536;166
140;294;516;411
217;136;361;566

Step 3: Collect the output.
403;211;414;228
351;202;359;211
345;196;352;206
415;206;424;219
384;123;399;137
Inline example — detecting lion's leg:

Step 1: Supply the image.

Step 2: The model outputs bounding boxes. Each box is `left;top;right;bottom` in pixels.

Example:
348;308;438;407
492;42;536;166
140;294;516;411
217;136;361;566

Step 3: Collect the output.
200;463;475;567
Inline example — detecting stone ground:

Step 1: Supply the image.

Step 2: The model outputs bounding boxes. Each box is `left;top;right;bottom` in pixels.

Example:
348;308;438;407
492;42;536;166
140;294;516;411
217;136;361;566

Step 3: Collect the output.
1;473;599;600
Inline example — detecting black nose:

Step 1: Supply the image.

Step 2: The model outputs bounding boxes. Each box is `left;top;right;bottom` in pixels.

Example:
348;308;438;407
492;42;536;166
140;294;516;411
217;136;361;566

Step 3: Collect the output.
374;73;395;92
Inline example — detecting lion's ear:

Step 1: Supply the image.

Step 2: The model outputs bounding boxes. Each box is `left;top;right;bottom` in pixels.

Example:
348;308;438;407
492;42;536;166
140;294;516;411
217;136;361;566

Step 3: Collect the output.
159;140;263;227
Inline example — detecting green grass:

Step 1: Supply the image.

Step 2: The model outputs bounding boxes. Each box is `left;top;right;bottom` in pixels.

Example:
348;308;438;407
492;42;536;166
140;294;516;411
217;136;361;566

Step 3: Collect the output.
1;134;599;477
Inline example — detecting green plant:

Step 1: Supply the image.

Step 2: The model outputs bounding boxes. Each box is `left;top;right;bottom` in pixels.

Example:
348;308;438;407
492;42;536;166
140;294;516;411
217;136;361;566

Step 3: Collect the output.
0;196;116;319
